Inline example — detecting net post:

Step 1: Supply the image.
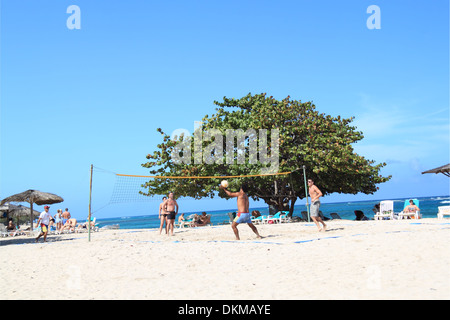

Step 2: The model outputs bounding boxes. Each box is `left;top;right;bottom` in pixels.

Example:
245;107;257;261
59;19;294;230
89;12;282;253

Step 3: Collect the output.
88;164;93;242
302;165;310;222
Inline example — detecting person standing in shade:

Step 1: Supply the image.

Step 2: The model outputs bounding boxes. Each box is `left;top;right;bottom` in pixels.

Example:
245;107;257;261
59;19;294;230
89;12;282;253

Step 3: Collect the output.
220;183;262;241
308;179;327;232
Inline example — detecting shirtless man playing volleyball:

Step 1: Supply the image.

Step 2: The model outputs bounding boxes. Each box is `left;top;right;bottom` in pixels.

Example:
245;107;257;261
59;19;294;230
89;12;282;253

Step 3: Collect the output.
220;183;262;241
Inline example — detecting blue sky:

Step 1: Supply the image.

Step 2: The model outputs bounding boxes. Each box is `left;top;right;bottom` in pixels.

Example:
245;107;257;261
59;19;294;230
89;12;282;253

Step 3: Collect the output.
1;0;449;220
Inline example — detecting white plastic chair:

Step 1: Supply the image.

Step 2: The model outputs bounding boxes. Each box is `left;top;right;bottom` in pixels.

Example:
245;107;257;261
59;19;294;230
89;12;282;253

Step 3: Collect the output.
279;211;290;223
0;224;9;237
437;206;450;219
374;200;394;220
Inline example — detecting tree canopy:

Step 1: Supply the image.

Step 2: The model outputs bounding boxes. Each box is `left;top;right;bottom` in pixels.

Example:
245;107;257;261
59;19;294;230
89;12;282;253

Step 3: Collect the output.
141;93;391;213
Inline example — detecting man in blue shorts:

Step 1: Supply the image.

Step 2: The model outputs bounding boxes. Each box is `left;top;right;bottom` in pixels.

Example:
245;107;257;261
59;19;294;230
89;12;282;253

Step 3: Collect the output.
220;183;262;241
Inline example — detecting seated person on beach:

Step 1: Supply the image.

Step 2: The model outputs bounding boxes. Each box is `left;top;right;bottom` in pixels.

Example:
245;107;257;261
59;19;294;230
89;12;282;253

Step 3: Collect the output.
404;200;420;213
6;219;16;231
178;213;185;224
372;203;380;215
6;219;24;236
251;210;261;218
76;217;96;232
59;220;72;233
76;223;87;232
60;219;77;233
189;214;199;227
194;212;211;227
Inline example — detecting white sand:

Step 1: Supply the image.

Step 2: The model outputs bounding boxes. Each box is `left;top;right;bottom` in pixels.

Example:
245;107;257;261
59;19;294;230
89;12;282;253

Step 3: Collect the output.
1;219;449;300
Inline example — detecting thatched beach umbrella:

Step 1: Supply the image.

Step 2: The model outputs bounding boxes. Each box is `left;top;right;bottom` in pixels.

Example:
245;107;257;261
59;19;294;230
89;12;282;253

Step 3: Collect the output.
10;205;41;218
0;190;64;229
421;163;450;177
0;203;16;220
0;203;40;220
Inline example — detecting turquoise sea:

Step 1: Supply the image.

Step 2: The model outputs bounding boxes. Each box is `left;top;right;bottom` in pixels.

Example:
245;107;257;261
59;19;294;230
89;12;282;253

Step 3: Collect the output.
95;195;450;229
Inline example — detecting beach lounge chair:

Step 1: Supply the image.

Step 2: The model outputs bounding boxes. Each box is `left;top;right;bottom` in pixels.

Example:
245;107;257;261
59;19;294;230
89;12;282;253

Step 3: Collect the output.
398;199;421;220
176;214;194;228
374;200;394;220
301;211;310;221
92;218;99;232
437;206;450;219
318;211;330;221
0;224;28;237
251;215;263;225
76;218;99;233
354;210;369;221
259;215;268;224
266;215;275;224
263;211;287;224
330;213;341;220
258;215;270;224
279;211;290;223
8;227;26;237
0;224;9;237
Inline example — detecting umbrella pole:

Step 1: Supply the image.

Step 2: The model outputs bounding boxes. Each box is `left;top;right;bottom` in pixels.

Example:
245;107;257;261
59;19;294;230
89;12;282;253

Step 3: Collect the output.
30;202;34;230
88;164;93;242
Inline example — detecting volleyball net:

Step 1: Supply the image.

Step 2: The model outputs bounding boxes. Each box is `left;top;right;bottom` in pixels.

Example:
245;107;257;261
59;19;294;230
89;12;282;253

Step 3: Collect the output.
92;165;296;212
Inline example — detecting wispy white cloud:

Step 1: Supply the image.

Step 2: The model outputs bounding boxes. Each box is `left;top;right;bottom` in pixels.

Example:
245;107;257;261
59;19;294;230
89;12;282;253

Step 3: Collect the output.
351;94;449;164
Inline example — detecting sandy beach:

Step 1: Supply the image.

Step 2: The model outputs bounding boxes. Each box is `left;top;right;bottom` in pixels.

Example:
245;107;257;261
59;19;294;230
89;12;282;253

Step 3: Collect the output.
1;219;449;300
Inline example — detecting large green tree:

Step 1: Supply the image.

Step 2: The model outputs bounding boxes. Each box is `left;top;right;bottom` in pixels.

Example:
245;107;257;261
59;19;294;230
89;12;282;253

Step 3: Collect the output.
142;93;391;215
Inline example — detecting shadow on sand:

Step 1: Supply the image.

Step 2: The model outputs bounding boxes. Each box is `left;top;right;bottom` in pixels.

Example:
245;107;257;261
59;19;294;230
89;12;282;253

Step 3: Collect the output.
0;235;83;247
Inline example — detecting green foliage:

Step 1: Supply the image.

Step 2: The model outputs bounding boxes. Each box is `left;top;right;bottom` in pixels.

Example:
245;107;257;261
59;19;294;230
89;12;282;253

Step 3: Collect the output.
141;93;391;212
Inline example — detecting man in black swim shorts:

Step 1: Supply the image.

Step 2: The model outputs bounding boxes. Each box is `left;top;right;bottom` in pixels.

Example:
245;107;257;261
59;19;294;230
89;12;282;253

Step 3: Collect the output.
166;211;176;220
164;192;179;236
